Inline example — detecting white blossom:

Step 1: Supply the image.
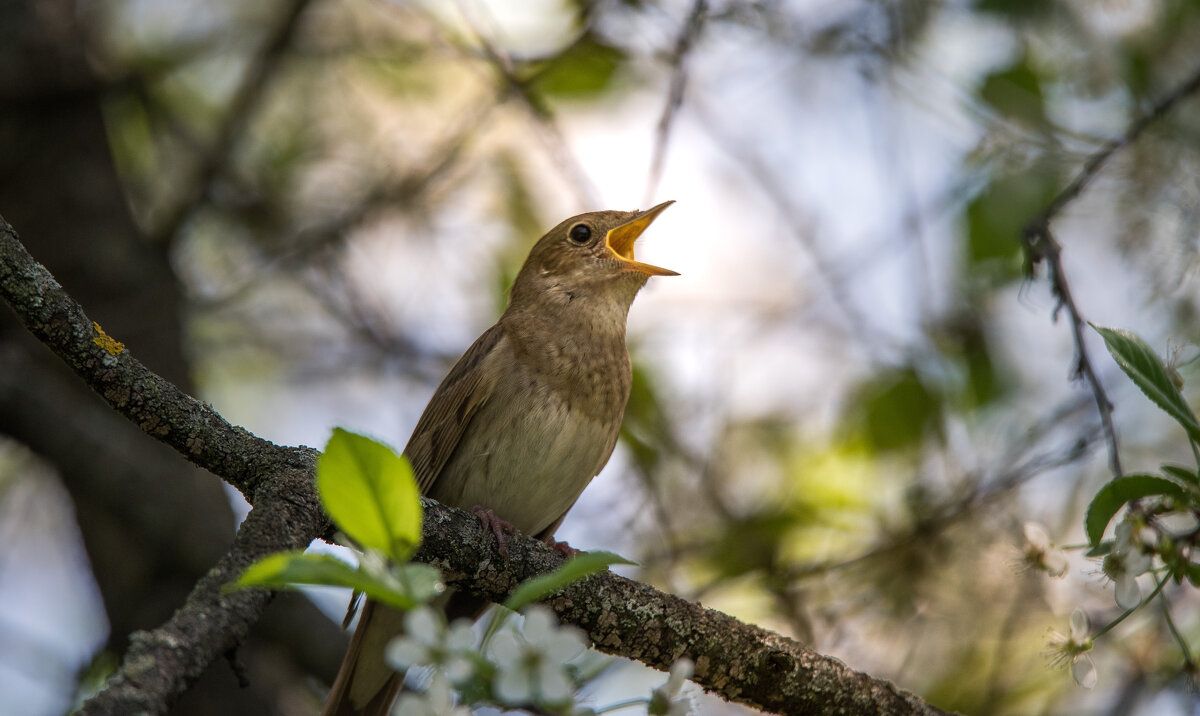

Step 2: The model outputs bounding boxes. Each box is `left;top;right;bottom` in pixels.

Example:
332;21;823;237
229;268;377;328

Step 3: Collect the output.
1045;609;1096;688
1022;522;1069;577
392;676;471;716
489;606;587;707
1104;520;1152;610
649;658;695;716
386;606;476;684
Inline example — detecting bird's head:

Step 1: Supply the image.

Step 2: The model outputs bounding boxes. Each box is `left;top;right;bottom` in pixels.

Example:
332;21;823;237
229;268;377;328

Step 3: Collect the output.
510;201;677;309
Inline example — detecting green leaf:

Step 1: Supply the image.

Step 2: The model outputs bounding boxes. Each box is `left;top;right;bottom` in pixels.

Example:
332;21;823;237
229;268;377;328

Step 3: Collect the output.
1085;474;1189;547
966;169;1057;285
1160;464;1200;488
1188;562;1200;588
978;56;1047;127
504;551;634;612
232;552;441;610
529;35;626;100
1092;326;1200;443
318;428;422;563
847;367;943;452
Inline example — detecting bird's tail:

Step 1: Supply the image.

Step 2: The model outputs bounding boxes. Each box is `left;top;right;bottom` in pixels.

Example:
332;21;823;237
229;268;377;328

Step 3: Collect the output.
320;599;407;716
321;592;491;716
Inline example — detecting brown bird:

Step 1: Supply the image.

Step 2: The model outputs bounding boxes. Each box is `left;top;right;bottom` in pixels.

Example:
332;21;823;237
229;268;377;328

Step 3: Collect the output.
322;201;676;716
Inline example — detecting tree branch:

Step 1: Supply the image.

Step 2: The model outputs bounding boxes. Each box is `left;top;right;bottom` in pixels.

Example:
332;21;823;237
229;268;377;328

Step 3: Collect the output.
0;217;947;715
417;502;948;716
0;216;317;498
78;466;324;715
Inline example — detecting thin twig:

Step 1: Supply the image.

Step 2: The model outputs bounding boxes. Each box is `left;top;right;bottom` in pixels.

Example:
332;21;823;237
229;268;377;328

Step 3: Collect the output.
1021;64;1200;478
149;0;314;247
1023;225;1123;476
441;2;601;207
643;0;708;205
1028;64;1200;228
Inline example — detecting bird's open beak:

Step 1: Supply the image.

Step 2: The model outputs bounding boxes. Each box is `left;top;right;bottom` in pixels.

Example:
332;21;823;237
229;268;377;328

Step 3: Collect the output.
605;200;678;276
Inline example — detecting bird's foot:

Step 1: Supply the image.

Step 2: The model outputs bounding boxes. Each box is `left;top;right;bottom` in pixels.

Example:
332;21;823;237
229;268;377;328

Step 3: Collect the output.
470;506;517;556
542;536;581;557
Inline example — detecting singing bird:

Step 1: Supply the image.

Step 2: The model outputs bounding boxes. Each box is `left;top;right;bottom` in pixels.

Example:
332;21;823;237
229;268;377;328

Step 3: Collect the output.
322;201;677;715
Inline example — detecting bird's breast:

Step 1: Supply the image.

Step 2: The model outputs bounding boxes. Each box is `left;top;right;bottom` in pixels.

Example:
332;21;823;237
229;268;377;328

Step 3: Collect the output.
426;327;631;536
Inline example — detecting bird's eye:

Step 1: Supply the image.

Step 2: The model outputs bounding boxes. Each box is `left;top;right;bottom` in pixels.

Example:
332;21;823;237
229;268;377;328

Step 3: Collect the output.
568;224;592;244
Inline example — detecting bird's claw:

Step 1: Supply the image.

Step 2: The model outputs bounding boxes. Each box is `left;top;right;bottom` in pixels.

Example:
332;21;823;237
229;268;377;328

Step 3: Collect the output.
471;506;517;556
542;536;580;557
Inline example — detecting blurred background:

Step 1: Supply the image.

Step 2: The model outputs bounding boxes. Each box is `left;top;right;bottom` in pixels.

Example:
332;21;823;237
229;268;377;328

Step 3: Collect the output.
2;0;1200;714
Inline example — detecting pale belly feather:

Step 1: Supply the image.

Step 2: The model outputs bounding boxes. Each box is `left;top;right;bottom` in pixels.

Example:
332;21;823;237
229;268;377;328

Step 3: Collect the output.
426;376;620;536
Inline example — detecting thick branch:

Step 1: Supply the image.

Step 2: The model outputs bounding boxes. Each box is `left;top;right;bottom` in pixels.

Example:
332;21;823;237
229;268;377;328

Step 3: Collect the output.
0;218;947;715
79;465;324;715
417;501;949;716
0;216;317;499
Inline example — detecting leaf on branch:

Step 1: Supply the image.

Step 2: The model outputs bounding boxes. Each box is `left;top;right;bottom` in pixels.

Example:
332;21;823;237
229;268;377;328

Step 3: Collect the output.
1092;325;1200;443
233;551;441;610
505;551;635;612
318;428;422;563
1160;463;1200;488
1084;474;1188;547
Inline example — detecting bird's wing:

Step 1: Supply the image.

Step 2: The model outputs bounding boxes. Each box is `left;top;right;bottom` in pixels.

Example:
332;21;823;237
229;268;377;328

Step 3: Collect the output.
404;322;505;495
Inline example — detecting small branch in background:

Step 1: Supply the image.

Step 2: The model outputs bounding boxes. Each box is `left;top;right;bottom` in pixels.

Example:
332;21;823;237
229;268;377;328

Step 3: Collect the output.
643;0;708;205
1028;64;1200;228
1020;64;1200;479
149;0;315;248
433;3;601;208
691;99;896;357
1022;225;1122;477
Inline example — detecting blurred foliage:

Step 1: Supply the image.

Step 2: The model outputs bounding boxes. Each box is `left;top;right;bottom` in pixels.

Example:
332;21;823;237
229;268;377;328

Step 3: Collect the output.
526;33;628;100
846;366;944;452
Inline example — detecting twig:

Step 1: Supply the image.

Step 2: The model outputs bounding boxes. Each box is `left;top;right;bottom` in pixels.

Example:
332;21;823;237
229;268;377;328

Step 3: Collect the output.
1027;64;1200;229
79;479;324;716
643;0;708;205
1023;225;1122;476
1021;64;1200;478
149;0;315;247
439;3;601;207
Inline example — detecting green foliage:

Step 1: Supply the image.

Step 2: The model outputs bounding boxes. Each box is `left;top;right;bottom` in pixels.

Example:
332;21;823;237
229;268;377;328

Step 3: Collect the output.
528;35;626;100
621;361;672;475
504;551;634;611
979;54;1048;127
966;168;1058;284
1159;463;1200;487
1093;325;1200;444
234;551;441;610
1087;325;1200;596
847;366;943;452
706;508;804;578
1084;474;1189;547
318;427;422;563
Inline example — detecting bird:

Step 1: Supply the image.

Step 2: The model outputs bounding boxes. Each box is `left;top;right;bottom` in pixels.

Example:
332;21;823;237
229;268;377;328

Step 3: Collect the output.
321;201;677;716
